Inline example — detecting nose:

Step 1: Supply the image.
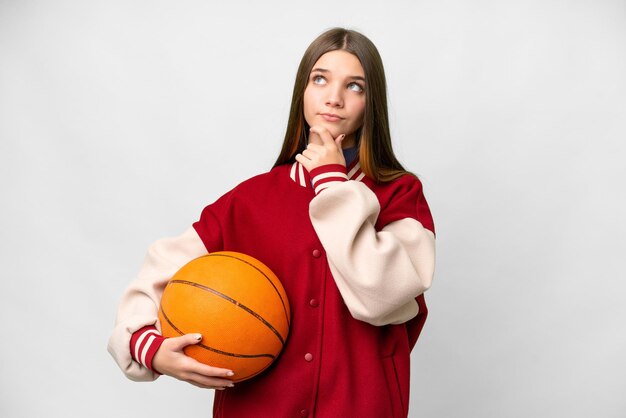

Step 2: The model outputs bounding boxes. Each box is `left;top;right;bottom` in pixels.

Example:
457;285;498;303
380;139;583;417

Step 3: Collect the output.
325;84;343;108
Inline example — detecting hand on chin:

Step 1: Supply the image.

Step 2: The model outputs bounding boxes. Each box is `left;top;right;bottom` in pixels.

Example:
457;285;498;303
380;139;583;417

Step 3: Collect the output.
308;123;340;145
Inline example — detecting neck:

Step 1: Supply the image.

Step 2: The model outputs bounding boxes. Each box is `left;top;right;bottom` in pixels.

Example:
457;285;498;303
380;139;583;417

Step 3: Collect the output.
342;134;356;149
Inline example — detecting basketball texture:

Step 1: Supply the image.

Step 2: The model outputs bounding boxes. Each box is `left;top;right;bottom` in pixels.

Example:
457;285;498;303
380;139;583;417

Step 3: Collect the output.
157;251;291;382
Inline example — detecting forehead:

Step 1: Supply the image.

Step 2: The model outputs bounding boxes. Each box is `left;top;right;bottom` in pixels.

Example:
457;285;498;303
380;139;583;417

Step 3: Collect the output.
312;50;364;76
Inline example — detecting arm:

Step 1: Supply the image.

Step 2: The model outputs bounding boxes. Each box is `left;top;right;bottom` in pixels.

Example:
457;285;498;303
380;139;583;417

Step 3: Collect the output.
309;168;436;326
296;127;435;325
107;227;208;381
295;127;436;326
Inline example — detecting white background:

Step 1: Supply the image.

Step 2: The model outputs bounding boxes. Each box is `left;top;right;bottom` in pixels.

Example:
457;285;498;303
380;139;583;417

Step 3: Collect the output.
1;1;624;417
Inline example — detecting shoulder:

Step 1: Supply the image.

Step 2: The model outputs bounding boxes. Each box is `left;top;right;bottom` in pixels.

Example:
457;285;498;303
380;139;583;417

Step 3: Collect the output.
205;165;293;209
216;165;286;195
235;164;292;188
373;173;435;234
194;166;288;240
373;173;423;203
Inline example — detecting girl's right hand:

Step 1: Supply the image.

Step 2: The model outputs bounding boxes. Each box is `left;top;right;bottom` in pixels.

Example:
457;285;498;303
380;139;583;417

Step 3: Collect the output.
152;333;235;390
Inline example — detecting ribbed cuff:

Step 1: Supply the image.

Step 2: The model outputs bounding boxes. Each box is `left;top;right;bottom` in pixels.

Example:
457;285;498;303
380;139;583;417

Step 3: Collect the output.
310;164;348;195
130;325;166;372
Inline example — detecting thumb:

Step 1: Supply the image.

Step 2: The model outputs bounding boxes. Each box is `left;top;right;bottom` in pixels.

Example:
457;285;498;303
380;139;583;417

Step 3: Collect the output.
172;333;203;350
335;134;346;148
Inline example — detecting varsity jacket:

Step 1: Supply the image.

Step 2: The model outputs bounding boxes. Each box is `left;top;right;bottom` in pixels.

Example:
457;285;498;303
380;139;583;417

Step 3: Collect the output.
108;158;436;418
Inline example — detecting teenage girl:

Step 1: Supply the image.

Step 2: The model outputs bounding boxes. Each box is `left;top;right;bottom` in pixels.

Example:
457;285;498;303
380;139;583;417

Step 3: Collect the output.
108;27;436;418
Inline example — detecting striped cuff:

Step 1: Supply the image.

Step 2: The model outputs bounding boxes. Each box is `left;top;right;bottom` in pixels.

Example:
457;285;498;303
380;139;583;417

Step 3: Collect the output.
130;326;165;372
310;164;348;195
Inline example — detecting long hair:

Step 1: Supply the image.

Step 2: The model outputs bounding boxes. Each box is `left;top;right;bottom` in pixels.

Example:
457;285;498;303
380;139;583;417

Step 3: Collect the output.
273;28;410;183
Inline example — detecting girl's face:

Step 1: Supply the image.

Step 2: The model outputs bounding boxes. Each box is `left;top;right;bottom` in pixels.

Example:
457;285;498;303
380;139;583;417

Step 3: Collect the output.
303;50;366;148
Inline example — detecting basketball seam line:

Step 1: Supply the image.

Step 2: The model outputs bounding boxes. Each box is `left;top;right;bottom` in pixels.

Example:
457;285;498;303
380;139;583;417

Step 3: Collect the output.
159;305;276;360
169;279;286;346
206;253;291;328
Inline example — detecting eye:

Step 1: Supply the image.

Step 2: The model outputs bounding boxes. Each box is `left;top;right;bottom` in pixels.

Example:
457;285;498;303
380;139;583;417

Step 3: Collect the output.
312;75;326;85
348;82;364;93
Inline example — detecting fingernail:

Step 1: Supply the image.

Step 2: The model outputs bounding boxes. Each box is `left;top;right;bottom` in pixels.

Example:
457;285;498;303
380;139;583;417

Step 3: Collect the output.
228;383;235;387
340;134;346;140
195;334;202;341
226;371;234;376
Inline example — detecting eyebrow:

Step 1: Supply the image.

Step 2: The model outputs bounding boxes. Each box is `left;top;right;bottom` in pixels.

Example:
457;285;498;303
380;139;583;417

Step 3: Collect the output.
311;67;365;82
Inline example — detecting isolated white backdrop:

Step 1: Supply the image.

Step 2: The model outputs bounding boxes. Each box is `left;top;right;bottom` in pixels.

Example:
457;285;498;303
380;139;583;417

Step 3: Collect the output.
1;1;624;417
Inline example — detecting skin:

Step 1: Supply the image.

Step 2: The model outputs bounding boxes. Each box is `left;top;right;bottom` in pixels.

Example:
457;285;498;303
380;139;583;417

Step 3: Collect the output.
152;333;235;390
152;50;367;390
296;50;367;172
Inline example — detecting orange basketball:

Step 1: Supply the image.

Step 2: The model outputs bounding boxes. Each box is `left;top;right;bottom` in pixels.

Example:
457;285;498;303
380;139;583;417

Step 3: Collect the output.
158;251;291;382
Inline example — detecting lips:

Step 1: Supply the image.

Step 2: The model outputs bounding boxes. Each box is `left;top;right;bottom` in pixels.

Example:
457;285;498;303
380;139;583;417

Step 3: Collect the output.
320;113;344;122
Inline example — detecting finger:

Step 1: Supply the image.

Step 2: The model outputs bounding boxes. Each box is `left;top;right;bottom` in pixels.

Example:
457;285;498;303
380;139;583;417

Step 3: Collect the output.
170;350;235;378
309;126;336;146
301;149;318;161
186;371;235;389
335;134;346;147
307;128;323;145
305;143;323;153
171;333;202;350
295;153;309;164
295;154;312;172
188;380;226;390
187;361;235;379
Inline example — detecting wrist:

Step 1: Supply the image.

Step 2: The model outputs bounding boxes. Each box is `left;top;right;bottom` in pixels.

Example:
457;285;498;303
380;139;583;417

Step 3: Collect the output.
310;164;348;195
130;325;166;372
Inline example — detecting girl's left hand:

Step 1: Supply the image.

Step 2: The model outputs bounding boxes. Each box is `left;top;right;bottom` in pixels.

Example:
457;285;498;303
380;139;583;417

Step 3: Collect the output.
296;126;346;172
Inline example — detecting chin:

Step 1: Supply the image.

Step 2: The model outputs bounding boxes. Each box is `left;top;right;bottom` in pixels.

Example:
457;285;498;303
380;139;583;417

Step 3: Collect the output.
318;122;342;138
